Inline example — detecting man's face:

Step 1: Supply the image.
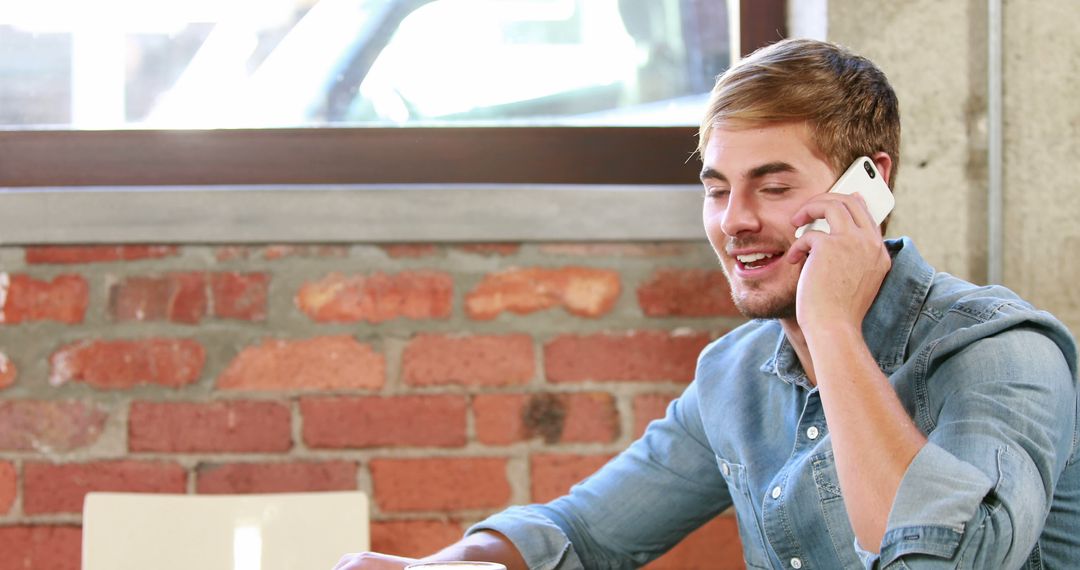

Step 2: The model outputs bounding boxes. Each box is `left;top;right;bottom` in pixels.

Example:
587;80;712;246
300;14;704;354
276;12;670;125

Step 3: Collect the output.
700;122;837;319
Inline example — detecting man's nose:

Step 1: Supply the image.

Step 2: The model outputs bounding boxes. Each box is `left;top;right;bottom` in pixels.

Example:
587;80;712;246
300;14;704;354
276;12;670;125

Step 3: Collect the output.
720;193;761;236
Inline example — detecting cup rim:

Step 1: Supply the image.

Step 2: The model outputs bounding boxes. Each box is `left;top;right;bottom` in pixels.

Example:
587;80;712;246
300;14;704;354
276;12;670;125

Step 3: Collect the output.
404;563;507;570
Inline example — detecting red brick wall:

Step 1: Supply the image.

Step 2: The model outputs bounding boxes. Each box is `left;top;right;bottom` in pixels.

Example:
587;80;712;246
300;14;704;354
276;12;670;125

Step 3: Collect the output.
0;241;747;569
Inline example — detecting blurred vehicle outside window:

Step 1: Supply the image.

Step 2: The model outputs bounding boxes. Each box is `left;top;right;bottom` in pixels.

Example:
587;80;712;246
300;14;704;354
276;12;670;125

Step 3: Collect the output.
0;0;732;130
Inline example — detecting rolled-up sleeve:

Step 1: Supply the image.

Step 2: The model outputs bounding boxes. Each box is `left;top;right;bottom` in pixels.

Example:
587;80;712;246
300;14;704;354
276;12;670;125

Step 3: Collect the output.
467;381;732;570
863;326;1077;569
465;507;583;570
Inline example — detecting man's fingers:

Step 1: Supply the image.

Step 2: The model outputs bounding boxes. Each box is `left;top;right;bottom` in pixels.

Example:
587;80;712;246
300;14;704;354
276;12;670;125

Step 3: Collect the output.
792;200;854;235
786;230;820;264
791;193;875;233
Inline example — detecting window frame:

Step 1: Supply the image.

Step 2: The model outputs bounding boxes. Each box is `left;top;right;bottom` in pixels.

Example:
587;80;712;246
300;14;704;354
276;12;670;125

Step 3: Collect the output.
0;127;702;187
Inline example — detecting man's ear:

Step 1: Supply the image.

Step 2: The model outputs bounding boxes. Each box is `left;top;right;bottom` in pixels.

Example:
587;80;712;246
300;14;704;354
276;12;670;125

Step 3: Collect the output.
870;151;894;187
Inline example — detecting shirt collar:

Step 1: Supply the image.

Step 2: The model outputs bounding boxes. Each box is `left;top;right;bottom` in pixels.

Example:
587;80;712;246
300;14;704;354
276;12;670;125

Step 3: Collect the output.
761;237;935;387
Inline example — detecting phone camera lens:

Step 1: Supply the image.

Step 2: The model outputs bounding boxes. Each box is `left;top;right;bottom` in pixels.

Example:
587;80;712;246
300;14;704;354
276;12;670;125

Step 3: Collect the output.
863;160;876;178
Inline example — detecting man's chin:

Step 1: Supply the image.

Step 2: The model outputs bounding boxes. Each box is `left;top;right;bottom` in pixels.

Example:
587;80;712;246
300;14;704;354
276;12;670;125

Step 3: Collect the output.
731;295;797;320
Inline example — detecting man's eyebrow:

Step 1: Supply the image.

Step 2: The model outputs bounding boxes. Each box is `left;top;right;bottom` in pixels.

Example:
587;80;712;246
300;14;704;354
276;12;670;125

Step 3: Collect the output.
699;162;797;183
747;161;797;179
699;167;726;182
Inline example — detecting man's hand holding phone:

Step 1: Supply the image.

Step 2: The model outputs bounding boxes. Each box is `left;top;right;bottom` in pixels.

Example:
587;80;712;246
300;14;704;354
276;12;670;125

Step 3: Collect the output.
785;156;894;332
794;157;895;238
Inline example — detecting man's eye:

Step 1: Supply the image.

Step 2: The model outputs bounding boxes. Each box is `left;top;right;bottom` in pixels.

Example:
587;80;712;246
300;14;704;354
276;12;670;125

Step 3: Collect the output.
704;188;729;199
762;187;790;195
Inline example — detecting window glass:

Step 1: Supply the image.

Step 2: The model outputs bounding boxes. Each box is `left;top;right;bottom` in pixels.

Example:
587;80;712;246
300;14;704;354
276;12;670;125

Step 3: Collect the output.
0;0;731;129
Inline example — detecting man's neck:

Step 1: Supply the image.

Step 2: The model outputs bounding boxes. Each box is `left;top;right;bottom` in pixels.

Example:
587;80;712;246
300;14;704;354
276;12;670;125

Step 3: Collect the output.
780;318;816;386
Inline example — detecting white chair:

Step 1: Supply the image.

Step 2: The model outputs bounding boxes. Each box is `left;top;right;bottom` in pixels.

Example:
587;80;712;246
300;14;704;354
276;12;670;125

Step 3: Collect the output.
82;491;369;570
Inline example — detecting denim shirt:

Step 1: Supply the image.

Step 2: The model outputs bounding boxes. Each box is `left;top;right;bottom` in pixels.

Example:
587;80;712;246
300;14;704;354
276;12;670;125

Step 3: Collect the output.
469;238;1080;569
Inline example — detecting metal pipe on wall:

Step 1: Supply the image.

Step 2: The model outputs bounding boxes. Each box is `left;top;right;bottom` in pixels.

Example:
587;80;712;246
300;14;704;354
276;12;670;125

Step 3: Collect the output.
987;0;1004;284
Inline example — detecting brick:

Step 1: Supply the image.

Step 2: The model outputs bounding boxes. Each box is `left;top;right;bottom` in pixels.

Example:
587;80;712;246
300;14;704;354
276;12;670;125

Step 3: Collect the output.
465;267;621;320
0;461;14;515
0;352;15;390
264;245;349;260
301;396;466;449
370;457;510;512
473;394;529;445
539;243;693;257
196;461;357;494
215;246;254;262
531;453;614;503
402;333;534;387
0;400;106;452
545;330;713;383
25;245;179;264
219;245;350;262
211;272;269;321
381;244;437;258
643;516;744;570
218;335;384;391
633;393;680;438
0;273;88;324
129;401;292;453
265;245;303;260
23;460;186;514
0;526;81;570
370;520;466;558
536;393;622;443
559;392;619;443
454;243;521;256
637;269;740;317
49;338;205;389
475;392;619;445
109;272;207;324
296;271;453;323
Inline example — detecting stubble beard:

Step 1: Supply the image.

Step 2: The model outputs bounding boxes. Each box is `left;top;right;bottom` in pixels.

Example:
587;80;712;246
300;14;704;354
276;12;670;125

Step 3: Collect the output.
717;250;798;320
729;282;798;320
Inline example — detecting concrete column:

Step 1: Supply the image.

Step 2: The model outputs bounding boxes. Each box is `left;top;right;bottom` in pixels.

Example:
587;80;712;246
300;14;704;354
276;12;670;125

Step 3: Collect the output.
827;0;1080;334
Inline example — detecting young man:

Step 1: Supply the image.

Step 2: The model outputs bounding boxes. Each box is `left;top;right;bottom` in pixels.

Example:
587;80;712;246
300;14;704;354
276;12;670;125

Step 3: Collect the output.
336;38;1079;570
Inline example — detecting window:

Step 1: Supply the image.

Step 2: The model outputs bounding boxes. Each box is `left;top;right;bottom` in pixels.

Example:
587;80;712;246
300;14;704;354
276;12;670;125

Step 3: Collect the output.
4;0;735;129
0;0;784;189
0;1;785;244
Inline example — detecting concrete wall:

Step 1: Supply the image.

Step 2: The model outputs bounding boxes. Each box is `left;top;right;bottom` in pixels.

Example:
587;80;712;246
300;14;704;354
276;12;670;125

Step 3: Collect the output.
1001;2;1080;335
827;0;1080;335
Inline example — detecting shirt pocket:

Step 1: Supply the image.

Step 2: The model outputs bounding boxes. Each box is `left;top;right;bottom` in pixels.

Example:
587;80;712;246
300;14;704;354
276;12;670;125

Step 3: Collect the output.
716;455;771;569
810;450;864;568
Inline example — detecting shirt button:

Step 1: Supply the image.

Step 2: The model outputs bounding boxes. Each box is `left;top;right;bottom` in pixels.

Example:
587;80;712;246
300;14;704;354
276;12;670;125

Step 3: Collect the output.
771;486;782;499
721;463;730;477
806;426;820;440
790;557;803;569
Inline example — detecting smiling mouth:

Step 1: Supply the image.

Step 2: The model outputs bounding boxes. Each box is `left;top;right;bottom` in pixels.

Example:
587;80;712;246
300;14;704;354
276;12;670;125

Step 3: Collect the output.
734;251;783;271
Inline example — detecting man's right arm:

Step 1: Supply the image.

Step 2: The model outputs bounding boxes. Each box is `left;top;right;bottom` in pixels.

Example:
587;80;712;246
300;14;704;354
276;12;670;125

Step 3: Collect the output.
334;530;526;570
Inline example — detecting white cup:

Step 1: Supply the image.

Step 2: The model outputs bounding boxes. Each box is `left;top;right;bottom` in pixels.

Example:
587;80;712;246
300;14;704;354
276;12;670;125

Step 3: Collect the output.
405;563;507;570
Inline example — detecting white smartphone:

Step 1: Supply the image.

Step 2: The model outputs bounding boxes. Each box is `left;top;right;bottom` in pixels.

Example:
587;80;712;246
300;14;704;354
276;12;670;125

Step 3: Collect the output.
794;157;895;238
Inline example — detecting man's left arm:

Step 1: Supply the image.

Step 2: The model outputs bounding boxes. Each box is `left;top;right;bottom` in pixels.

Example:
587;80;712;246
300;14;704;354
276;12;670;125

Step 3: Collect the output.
787;190;927;555
861;324;1075;568
805;322;926;554
805;286;1075;569
788;192;1077;568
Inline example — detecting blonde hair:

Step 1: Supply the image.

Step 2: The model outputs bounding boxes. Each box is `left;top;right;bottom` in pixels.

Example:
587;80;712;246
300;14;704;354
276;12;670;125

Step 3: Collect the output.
699;38;901;186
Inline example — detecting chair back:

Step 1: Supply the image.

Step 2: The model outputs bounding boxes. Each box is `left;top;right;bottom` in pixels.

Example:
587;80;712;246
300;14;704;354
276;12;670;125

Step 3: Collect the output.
82;491;369;570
